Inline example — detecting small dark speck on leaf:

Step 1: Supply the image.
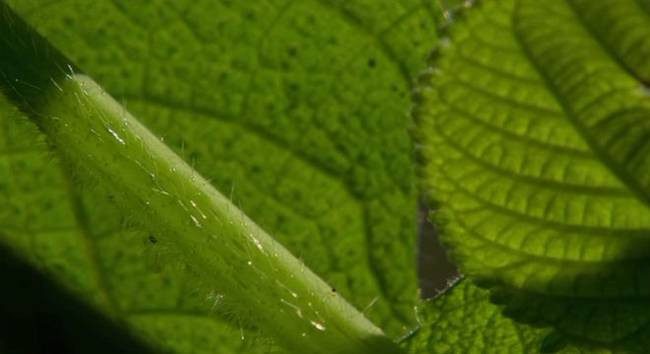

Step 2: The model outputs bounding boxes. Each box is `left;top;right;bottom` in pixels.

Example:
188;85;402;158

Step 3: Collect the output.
148;235;158;244
367;58;376;68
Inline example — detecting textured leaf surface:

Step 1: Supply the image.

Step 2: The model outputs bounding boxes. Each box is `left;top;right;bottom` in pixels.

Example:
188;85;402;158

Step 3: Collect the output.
416;0;650;346
405;280;553;354
402;280;637;354
0;0;439;351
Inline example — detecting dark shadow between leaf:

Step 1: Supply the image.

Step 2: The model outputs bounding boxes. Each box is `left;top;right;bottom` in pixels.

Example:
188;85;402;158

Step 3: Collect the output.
418;202;459;298
0;242;157;354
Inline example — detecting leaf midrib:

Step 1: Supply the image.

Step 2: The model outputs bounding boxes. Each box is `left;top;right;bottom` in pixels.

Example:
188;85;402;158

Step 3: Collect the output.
511;0;650;212
565;0;650;87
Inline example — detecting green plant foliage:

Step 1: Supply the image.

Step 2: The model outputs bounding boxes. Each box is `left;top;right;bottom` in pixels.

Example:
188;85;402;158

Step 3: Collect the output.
416;0;650;348
9;0;649;351
0;0;440;352
401;279;635;354
406;280;556;354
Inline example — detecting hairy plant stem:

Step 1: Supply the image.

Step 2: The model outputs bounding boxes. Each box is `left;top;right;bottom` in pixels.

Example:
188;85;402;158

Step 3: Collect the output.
0;3;402;354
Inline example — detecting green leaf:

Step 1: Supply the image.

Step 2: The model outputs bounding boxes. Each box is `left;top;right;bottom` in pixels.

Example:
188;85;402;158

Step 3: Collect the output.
403;279;557;354
0;0;439;351
416;0;650;347
402;280;635;354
